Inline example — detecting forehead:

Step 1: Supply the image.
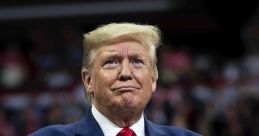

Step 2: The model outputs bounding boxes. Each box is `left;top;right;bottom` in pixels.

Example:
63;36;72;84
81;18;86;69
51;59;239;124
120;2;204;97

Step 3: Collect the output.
95;40;149;57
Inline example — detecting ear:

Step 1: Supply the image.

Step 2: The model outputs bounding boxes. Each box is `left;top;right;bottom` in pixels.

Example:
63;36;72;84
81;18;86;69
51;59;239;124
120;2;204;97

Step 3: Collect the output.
151;80;157;93
81;68;93;94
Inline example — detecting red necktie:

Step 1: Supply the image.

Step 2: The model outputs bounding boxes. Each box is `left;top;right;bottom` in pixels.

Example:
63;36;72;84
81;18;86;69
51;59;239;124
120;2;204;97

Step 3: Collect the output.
116;127;136;136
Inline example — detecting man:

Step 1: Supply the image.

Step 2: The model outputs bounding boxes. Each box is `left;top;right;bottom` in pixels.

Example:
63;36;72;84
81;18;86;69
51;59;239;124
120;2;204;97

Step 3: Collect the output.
30;23;202;136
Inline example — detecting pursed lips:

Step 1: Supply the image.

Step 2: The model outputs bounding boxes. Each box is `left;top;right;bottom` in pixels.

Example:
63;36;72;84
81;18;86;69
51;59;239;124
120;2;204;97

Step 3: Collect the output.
112;86;140;92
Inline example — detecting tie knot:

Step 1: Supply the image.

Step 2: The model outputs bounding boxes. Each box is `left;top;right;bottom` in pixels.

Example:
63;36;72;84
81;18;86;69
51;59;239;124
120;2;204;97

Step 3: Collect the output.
117;127;136;136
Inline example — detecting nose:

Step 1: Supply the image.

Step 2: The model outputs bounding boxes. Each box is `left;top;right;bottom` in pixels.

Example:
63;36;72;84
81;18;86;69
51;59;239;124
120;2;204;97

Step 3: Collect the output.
118;60;132;81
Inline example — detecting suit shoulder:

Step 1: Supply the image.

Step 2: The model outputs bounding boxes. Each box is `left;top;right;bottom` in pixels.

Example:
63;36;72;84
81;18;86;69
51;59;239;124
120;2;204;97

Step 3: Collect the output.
148;121;202;136
163;126;202;136
29;123;76;136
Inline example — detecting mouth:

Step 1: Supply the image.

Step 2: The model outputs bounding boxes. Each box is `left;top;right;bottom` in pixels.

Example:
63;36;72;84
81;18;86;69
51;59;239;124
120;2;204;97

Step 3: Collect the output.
112;86;139;93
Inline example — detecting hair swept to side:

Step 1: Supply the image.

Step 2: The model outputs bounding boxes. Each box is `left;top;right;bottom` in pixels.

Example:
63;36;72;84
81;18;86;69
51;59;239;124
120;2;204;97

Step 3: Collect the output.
82;22;161;75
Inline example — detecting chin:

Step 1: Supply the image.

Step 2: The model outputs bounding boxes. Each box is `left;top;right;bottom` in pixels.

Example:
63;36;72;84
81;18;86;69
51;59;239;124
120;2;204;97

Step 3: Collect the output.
122;102;144;111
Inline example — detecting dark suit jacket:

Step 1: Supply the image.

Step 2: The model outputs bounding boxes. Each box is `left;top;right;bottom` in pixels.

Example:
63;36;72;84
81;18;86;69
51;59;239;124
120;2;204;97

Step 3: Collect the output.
29;110;202;136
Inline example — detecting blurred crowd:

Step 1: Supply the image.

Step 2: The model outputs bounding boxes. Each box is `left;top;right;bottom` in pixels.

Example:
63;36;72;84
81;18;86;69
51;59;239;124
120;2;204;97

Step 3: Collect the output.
0;25;259;136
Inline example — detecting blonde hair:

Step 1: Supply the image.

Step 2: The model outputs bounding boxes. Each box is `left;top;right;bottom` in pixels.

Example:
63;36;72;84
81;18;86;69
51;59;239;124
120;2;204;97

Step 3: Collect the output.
83;22;161;79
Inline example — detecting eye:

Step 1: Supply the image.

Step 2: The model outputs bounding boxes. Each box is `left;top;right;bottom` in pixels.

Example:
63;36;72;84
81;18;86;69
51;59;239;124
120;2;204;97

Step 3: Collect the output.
131;58;144;68
103;59;119;69
105;59;118;64
133;59;143;64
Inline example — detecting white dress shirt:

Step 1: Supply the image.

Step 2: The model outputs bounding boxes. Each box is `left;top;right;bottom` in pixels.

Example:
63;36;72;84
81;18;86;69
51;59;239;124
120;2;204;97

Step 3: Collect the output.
92;105;145;136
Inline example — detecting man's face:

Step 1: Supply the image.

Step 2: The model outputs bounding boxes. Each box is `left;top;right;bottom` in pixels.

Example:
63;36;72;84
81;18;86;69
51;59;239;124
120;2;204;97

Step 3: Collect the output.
83;40;157;115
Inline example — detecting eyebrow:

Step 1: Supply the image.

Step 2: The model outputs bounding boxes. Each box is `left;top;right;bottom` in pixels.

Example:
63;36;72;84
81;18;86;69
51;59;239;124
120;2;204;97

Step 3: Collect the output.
101;52;147;59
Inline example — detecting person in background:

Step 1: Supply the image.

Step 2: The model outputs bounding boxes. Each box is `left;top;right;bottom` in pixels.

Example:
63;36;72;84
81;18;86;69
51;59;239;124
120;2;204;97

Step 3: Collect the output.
29;22;202;136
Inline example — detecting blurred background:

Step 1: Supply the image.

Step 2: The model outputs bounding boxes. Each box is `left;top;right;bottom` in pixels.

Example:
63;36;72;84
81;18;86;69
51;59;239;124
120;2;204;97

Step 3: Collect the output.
0;0;259;136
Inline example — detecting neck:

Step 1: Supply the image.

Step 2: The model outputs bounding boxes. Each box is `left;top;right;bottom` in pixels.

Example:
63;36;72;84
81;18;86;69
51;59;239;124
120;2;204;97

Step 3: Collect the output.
107;110;142;127
93;103;143;127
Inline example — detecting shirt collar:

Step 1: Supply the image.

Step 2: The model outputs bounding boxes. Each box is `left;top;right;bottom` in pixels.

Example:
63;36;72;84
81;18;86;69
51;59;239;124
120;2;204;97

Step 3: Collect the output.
91;104;145;136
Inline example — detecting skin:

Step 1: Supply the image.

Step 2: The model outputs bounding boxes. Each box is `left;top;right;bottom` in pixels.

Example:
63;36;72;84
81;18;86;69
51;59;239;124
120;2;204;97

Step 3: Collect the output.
82;39;157;127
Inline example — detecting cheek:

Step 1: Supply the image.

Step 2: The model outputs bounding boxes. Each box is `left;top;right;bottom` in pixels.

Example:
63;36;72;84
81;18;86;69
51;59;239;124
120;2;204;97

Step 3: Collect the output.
93;70;118;89
103;70;119;81
134;69;154;93
134;69;153;81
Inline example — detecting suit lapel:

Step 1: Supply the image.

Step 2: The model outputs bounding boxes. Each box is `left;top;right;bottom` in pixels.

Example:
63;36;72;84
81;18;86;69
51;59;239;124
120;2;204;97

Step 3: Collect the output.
74;109;168;136
75;109;104;136
144;117;166;136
